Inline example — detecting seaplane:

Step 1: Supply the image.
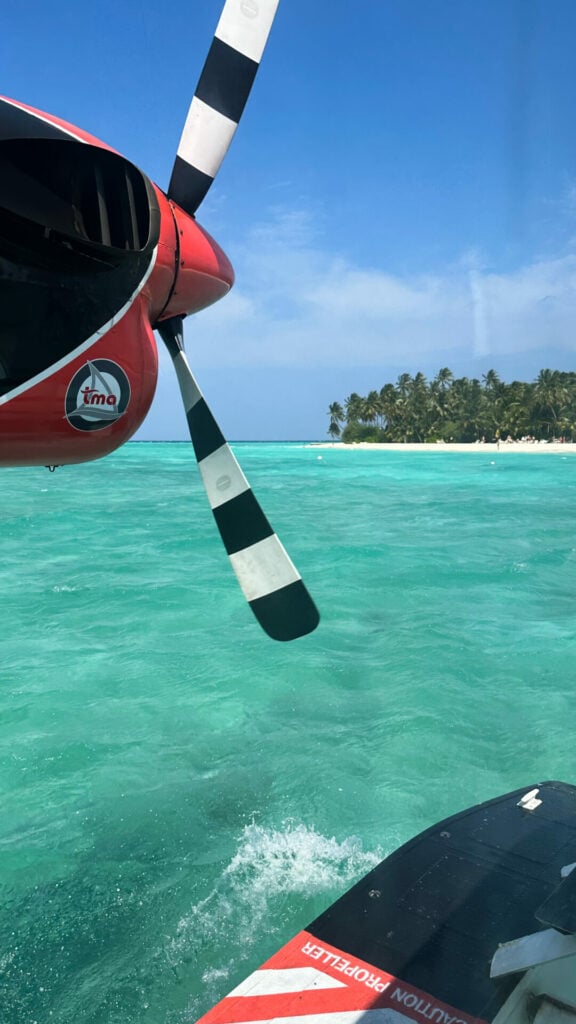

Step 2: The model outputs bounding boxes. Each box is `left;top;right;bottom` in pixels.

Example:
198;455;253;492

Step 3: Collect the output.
0;0;319;642
3;5;575;1022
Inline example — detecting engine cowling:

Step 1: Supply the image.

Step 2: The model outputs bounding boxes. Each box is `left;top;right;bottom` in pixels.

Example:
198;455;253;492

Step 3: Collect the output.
0;98;233;467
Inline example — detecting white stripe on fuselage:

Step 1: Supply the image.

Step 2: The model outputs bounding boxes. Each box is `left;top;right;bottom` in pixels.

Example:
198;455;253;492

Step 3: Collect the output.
228;967;347;996
0;249;158;407
0;95;89;143
211;1012;413;1024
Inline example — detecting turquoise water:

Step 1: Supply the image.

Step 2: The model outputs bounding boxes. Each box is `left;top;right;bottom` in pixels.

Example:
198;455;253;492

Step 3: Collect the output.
1;442;576;1022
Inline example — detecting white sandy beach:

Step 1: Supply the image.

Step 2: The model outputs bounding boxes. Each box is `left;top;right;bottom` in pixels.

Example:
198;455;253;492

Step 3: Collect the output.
310;441;576;454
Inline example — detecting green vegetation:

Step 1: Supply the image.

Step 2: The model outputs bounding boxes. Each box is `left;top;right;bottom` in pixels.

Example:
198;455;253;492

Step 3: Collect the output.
327;369;576;443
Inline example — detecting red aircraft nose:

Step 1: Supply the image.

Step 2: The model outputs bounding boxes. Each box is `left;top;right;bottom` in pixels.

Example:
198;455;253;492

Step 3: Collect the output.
153;194;235;324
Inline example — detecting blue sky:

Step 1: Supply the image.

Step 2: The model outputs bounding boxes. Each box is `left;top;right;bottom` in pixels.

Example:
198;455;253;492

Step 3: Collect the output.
3;0;576;439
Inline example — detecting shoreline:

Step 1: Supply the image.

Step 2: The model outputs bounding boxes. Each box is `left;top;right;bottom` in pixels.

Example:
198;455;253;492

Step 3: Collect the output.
308;441;576;454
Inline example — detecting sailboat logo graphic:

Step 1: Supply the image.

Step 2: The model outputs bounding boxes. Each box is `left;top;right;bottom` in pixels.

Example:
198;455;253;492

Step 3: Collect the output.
65;359;131;431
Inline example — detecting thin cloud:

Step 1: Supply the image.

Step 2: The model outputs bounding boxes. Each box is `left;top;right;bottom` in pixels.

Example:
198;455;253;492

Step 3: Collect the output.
166;206;576;373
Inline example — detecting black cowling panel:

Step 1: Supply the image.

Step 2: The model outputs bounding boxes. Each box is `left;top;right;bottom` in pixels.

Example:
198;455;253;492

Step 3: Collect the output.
0;96;75;143
0;136;160;393
307;781;576;1020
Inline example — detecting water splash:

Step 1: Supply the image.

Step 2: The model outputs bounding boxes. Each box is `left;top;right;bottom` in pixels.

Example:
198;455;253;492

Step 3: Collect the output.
169;821;382;1016
223;821;381;901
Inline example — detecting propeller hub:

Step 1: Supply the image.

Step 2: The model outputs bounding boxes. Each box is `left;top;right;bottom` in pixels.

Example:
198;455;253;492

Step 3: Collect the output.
157;200;234;322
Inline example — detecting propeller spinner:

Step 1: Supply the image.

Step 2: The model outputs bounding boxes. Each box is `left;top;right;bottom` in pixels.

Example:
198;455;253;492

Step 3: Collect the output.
0;0;320;641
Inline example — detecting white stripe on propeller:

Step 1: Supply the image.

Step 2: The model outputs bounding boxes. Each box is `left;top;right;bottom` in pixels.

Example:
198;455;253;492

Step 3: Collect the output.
177;98;236;180
168;0;280;216
214;0;280;63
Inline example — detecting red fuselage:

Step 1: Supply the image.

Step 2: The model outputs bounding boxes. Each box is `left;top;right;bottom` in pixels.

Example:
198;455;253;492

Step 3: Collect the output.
0;96;234;466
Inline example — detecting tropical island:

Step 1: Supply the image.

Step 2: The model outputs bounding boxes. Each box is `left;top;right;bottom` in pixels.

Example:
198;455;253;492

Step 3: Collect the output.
327;369;576;444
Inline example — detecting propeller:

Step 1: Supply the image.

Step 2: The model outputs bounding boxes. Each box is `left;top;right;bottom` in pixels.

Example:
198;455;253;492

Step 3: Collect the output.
157;318;319;641
168;0;280;218
157;0;320;641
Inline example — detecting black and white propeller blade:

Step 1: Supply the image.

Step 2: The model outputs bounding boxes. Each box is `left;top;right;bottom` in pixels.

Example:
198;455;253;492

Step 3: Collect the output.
158;318;320;641
168;0;279;217
159;2;319;638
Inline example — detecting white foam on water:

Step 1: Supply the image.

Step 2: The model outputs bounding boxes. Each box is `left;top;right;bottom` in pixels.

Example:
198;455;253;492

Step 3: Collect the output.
223;821;381;898
0;949;16;972
168;821;382;1006
202;966;230;984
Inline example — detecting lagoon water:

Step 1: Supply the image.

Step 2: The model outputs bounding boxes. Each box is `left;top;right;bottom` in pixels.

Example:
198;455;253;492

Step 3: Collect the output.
1;442;576;1023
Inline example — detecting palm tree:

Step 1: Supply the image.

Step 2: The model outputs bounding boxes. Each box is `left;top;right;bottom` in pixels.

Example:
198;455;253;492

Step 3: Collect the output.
396;372;413;399
434;367;454;393
327;368;576;444
405;372;431;441
477;371;504;438
327;401;345;439
500;381;531;438
533;369;569;438
363;390;382;427
379;383;399;434
446;377;483;441
482;369;502;395
431;368;454;425
344;392;364;424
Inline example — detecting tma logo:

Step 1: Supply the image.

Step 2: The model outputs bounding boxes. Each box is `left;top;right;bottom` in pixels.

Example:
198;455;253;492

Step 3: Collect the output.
65;360;131;432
